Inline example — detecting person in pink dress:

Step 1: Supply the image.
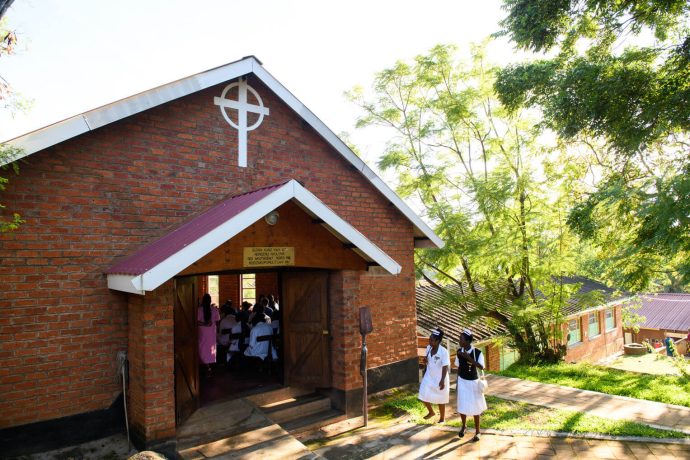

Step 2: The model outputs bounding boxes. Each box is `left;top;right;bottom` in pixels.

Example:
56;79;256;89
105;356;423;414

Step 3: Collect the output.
197;293;220;375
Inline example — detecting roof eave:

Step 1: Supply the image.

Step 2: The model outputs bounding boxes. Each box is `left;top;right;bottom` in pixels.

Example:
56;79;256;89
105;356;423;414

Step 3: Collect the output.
106;180;402;294
3;56;443;249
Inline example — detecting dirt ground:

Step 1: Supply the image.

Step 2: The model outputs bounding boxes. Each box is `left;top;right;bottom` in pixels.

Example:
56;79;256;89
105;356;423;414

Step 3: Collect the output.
14;434;138;460
603;351;684;375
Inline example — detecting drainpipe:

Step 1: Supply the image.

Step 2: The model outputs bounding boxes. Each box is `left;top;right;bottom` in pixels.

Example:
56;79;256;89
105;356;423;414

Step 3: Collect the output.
117;351;131;450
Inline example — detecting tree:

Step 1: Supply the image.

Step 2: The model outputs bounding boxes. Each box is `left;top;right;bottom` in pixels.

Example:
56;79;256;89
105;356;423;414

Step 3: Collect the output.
349;44;602;363
0;1;23;233
496;0;690;291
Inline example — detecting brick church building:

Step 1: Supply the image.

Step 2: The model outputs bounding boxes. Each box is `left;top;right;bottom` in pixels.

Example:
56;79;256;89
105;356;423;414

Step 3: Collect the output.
0;56;442;454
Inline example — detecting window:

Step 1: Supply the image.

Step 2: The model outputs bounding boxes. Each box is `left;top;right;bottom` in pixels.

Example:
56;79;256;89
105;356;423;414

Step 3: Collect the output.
208;275;219;306
241;273;256;305
500;347;519;371
588;313;601;338
605;308;616;331
567;318;581;346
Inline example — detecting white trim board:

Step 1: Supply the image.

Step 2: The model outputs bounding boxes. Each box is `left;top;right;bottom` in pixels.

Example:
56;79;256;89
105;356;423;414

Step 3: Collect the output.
5;56;443;249
106;179;402;294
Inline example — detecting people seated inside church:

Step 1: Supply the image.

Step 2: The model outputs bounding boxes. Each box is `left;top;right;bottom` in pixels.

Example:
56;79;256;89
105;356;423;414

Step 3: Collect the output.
237;301;252;349
244;313;277;365
268;294;279;312
271;307;281;336
217;300;241;367
250;296;272;324
262;294;274;317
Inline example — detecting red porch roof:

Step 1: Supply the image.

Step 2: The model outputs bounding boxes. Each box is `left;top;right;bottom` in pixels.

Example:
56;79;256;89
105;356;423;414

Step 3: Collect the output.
106;182;288;276
105;179;401;294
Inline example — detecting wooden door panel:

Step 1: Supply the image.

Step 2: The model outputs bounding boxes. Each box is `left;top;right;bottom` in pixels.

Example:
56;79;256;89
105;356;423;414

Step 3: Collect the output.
174;276;199;426
283;271;330;388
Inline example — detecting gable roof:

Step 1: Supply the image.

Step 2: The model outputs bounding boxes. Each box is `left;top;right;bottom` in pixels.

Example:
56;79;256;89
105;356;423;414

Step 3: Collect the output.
3;55;443;249
107;179;402;294
416;284;508;344
558;276;629;316
416;277;633;344
635;293;690;332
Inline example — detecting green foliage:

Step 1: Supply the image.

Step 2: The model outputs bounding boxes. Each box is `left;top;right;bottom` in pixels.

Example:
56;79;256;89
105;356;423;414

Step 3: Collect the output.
0;15;23;233
621;298;646;332
372;390;687;438
0;144;22;232
496;0;690;291
500;362;690;407
349;44;606;363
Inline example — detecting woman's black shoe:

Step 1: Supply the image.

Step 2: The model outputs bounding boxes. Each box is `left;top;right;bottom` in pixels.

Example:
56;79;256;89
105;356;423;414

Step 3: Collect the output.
458;427;465;438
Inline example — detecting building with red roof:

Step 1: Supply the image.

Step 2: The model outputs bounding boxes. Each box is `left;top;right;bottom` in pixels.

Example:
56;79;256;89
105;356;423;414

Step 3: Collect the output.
625;293;690;355
0;56;442;455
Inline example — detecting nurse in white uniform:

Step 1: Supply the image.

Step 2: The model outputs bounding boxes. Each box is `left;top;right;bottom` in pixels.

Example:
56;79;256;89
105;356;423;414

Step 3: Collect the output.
418;328;450;422
455;328;487;442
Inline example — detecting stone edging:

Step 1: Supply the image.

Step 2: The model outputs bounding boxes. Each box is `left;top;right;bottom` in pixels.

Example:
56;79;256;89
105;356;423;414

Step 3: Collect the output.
433;425;690;445
488;374;690;412
485;391;690;436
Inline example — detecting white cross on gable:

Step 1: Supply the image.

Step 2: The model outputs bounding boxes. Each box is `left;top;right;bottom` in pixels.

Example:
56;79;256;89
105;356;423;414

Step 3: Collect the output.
214;79;270;168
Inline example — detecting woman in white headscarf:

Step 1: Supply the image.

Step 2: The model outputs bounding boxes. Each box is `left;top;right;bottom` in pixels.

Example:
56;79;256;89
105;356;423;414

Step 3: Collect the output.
455;329;487;442
418;328;450;422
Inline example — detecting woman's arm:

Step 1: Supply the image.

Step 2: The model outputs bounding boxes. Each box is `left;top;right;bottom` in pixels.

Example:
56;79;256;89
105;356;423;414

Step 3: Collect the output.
472;349;485;370
439;365;448;389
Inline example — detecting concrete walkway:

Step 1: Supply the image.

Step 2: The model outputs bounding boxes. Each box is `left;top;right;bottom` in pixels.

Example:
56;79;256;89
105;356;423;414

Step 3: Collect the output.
313;420;690;459
486;374;690;434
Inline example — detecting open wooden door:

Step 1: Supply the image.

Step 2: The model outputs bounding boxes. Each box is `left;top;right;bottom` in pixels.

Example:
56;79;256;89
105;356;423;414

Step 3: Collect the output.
282;271;331;388
174;276;199;426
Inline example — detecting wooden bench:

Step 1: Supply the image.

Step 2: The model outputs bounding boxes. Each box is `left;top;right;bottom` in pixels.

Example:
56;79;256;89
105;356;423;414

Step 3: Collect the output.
255;332;280;374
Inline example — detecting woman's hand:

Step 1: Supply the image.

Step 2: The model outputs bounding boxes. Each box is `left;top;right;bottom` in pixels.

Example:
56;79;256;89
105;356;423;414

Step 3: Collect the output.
439;380;445;390
458;349;472;361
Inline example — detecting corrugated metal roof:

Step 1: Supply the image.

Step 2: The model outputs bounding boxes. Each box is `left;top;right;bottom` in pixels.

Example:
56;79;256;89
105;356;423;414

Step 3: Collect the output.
636;293;690;332
416;277;626;343
416;284;510;344
106;181;289;275
558;276;628;316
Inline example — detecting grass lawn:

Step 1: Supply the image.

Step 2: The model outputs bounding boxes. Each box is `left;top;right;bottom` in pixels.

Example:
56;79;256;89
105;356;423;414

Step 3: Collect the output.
371;391;688;439
606;352;681;375
499;361;690;407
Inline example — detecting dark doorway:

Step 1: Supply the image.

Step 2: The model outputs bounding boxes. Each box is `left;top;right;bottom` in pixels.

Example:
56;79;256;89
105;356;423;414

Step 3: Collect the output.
197;271;284;407
176;269;333;416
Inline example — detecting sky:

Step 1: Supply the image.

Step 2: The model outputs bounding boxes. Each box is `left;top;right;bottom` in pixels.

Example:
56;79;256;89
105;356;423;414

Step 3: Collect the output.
0;0;527;167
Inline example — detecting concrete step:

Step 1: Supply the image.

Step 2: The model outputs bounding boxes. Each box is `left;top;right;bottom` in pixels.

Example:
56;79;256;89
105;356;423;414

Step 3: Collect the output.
178;423;319;460
245;386;313;407
281;408;348;436
261;393;331;424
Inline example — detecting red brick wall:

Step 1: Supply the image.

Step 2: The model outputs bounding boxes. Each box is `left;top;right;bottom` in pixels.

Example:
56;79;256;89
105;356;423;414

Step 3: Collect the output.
0;75;416;430
485;343;501;372
127;281;176;443
632;328;663;342
218;274;239;308
564;306;624;363
256;273;279;302
630;328;666;345
328;270;361;391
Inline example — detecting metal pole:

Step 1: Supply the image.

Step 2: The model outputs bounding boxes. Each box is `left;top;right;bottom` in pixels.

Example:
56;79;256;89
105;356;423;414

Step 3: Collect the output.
361;333;368;426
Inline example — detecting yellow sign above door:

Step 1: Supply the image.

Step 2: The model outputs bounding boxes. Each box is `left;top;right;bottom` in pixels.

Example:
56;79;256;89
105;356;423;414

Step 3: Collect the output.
243;247;295;267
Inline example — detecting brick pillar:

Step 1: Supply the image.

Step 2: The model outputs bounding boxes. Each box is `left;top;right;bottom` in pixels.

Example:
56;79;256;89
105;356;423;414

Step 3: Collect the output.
127;280;176;452
486;343;501;372
328;270;362;416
